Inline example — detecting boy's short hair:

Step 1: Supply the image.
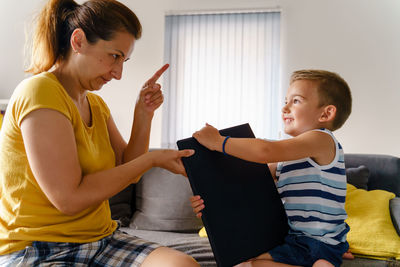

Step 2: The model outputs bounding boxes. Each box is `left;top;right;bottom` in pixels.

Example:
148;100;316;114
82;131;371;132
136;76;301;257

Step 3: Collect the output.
290;70;352;130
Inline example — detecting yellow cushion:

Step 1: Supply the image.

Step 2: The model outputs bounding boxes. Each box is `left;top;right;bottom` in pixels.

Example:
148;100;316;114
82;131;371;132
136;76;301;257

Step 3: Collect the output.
199;226;207;237
345;184;400;260
0;113;3;128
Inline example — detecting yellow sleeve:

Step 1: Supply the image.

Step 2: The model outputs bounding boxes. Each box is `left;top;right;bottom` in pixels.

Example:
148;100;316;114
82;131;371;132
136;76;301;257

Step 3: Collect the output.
12;74;73;127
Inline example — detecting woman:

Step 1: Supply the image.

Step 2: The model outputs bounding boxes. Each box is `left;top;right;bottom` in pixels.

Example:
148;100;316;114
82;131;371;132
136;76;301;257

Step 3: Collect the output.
0;0;198;266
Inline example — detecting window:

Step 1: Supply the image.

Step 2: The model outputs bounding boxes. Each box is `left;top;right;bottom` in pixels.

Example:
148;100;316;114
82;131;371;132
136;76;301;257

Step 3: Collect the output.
162;11;281;148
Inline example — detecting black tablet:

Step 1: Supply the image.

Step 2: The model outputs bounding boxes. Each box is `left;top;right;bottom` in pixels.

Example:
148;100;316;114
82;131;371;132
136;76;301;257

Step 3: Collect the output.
177;123;288;267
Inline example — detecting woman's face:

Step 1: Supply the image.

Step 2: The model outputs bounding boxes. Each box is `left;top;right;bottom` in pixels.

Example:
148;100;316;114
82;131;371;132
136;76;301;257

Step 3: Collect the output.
74;30;135;91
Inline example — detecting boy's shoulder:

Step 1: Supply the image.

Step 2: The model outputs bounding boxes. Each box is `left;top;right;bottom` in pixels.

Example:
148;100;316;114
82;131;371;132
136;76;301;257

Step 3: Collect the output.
306;127;334;135
295;128;337;144
298;128;339;143
290;128;341;167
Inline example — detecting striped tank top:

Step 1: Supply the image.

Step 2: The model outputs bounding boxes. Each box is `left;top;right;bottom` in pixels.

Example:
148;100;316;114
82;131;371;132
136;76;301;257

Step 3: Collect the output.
276;129;349;245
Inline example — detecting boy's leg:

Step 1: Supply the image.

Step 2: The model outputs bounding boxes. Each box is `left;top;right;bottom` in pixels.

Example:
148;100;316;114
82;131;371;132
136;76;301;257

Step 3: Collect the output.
235;252;301;267
313;259;334;267
250;235;347;267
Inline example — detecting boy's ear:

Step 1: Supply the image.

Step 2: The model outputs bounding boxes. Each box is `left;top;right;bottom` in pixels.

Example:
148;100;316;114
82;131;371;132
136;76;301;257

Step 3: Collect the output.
70;28;87;53
319;105;336;123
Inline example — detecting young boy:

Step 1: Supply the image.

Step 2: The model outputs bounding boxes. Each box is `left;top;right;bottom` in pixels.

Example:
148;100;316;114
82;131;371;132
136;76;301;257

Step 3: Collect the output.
190;70;352;267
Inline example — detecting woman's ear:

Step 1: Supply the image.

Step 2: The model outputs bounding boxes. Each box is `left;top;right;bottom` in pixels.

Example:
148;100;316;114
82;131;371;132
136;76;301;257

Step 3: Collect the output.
319;105;336;123
70;28;87;53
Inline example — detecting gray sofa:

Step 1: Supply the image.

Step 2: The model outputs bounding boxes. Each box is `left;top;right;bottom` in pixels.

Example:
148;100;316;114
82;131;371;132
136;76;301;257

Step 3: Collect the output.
110;153;400;267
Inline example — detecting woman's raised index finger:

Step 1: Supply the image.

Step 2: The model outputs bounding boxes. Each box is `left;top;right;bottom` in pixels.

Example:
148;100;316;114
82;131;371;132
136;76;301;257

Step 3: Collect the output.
146;64;169;85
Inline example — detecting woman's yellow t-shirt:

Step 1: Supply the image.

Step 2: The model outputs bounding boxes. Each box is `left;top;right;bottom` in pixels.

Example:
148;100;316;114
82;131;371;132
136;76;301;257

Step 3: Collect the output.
0;72;118;255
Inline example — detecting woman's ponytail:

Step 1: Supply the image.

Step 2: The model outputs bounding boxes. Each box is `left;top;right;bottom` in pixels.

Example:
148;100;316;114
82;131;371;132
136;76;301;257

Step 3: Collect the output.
25;0;78;74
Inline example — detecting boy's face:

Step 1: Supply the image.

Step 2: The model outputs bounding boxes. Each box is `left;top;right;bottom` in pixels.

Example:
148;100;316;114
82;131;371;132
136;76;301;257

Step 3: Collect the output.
282;80;326;137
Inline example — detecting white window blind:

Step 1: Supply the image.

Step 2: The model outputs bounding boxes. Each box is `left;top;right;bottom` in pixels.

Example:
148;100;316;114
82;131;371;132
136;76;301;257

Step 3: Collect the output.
162;11;281;148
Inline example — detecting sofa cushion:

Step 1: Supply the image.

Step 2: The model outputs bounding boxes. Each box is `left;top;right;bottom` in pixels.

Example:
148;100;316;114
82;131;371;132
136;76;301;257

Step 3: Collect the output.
346;165;369;190
109;184;135;227
130;167;203;232
345;154;400;196
345;184;400;260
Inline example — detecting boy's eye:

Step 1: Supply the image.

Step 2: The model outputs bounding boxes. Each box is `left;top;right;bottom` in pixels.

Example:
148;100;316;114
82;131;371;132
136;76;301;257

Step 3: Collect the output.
293;99;300;104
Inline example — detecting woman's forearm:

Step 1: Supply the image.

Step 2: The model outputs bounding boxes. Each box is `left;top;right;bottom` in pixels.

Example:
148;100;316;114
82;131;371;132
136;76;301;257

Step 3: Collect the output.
123;110;153;163
61;152;154;215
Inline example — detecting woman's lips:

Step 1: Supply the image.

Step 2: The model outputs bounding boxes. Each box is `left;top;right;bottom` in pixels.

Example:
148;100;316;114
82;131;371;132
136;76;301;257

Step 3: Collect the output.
102;77;111;84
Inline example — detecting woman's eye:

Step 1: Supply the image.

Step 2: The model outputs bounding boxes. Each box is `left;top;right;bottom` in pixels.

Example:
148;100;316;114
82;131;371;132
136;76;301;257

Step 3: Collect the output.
112;54;120;60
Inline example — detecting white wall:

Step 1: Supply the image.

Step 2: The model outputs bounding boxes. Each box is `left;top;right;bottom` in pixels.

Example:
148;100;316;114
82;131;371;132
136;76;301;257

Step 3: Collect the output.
1;0;399;156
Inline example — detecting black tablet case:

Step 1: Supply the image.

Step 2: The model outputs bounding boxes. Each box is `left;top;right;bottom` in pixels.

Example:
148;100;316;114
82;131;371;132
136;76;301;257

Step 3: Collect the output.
177;123;289;267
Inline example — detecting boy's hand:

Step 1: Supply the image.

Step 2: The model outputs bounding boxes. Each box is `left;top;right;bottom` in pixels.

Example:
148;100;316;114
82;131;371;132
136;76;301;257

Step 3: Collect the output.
190;195;205;218
193;123;224;151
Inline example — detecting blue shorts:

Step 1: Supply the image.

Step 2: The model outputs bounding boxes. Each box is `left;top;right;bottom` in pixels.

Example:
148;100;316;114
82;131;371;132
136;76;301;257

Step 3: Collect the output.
0;230;159;267
269;234;349;267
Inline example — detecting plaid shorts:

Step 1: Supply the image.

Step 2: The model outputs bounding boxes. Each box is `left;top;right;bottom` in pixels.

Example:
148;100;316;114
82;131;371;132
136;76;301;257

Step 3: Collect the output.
0;230;160;267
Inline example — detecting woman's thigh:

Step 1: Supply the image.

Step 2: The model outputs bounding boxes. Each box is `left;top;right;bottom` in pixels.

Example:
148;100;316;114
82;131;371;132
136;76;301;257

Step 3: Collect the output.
1;230;162;267
141;246;200;267
0;250;25;267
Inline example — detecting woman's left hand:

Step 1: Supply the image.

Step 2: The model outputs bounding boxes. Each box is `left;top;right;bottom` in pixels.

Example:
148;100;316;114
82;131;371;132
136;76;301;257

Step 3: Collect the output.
136;64;169;115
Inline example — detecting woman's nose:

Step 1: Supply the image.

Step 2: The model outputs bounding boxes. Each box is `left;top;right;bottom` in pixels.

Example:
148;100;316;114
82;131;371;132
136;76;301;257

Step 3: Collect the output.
111;62;123;80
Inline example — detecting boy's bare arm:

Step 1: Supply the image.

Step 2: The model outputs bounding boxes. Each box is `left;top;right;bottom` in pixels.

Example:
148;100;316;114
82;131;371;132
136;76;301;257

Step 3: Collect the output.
225;132;335;165
193;124;335;165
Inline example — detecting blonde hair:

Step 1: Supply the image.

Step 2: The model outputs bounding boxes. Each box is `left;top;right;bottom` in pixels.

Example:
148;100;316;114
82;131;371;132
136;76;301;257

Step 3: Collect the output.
26;0;142;74
290;70;352;130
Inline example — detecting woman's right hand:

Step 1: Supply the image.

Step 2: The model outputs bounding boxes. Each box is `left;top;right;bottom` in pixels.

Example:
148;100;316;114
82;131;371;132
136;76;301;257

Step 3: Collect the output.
150;149;194;176
190;195;205;218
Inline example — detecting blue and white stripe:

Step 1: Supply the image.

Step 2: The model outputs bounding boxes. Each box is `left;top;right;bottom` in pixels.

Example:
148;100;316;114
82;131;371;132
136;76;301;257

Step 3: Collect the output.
276;129;349;245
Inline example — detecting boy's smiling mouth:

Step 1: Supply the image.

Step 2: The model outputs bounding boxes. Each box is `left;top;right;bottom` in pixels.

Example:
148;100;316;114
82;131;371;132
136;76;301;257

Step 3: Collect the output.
283;117;293;123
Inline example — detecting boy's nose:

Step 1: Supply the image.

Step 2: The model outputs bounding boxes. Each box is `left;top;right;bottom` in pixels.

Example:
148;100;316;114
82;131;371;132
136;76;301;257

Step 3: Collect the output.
282;103;289;113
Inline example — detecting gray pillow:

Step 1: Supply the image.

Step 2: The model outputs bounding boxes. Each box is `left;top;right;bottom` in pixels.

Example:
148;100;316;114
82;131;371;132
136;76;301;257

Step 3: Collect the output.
130;167;203;232
346;165;370;190
390;197;400;236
